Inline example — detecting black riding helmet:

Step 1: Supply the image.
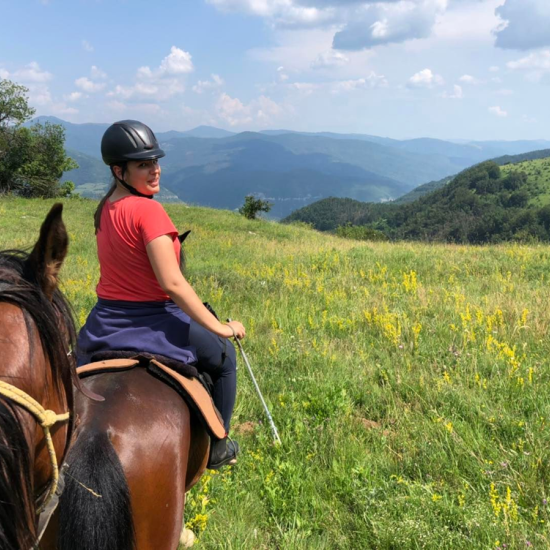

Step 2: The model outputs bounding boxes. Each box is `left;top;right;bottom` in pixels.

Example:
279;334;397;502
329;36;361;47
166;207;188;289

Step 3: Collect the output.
101;120;165;198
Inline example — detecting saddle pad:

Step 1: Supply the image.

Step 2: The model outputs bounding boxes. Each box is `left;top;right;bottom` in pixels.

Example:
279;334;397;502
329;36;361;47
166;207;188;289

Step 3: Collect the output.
76;358;226;439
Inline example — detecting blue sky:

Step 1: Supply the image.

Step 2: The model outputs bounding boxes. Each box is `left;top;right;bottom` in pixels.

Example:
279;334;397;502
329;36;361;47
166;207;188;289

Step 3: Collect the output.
1;0;549;140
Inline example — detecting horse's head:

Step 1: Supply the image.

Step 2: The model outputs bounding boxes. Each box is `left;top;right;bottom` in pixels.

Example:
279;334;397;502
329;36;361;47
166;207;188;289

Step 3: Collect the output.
0;203;77;548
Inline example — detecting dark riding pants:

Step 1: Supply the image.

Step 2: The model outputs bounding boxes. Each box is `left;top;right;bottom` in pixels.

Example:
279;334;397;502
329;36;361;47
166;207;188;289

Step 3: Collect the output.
188;320;237;433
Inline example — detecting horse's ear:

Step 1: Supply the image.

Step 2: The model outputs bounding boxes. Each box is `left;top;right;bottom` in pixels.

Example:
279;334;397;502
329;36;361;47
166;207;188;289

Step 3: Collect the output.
26;203;69;300
178;230;191;244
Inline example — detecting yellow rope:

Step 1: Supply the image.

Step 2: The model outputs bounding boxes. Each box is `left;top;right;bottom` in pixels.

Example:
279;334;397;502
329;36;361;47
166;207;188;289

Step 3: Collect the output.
0;380;70;513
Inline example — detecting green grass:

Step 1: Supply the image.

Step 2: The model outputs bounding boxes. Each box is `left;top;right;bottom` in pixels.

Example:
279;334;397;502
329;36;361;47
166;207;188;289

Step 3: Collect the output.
2;197;550;549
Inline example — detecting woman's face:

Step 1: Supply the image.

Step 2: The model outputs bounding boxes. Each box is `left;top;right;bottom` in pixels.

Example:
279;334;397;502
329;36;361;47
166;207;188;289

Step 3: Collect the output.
119;159;161;195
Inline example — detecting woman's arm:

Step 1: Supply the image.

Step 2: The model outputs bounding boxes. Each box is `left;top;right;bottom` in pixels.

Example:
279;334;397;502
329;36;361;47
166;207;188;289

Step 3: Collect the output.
146;234;245;339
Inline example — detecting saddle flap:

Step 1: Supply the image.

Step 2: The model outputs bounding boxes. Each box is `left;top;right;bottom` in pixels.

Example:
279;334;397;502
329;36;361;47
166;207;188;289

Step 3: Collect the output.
150;359;226;440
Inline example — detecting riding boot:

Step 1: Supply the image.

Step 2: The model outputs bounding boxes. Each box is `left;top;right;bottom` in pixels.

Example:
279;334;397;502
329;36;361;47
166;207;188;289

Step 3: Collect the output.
207;437;239;470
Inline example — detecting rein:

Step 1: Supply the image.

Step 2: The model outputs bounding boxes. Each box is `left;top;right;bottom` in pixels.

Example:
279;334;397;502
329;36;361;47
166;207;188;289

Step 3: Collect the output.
0;381;69;513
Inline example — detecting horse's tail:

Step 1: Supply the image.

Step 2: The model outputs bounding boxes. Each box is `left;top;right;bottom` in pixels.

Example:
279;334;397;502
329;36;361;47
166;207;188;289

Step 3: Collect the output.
0;400;34;550
58;430;135;550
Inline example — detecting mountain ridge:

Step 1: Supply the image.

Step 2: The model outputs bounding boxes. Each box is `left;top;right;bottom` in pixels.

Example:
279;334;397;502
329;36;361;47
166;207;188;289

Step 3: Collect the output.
28;117;550;217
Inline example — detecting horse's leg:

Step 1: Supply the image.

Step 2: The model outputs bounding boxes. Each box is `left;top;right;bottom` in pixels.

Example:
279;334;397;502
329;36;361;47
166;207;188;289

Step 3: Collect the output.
179;413;210;548
67;369;194;550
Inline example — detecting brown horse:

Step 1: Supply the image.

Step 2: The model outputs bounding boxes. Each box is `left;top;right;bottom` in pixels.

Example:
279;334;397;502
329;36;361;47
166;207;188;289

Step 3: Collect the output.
55;362;210;549
0;204;76;549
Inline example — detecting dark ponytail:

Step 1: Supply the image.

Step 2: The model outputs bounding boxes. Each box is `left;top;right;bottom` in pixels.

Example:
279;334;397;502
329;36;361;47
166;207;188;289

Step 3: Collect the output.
94;181;116;234
94;164;127;233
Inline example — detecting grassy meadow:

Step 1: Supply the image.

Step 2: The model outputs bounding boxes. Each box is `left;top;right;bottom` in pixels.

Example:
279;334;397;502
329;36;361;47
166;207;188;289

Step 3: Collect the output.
1;197;550;549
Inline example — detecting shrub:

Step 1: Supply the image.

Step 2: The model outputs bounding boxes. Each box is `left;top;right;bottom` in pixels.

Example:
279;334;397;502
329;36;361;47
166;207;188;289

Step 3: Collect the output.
336;223;388;242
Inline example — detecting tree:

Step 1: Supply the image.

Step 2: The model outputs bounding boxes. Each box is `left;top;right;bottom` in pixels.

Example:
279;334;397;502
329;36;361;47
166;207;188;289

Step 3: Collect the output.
0;80;35;127
0;79;77;197
239;195;272;220
16;122;78;197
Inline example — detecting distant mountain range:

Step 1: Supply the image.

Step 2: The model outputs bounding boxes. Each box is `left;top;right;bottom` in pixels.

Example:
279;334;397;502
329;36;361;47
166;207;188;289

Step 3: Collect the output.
30;116;550;218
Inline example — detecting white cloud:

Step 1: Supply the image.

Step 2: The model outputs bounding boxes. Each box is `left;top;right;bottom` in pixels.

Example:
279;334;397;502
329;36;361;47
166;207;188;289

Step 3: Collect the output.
288;81;322;96
216;92;287;127
135;103;163;115
13;62;52;83
107;100;128;112
408;68;444;88
495;89;514;96
192;74;224;94
107;85;133;100
28;84;52;106
507;50;550;71
82;40;94;52
206;0;336;27
489;65;500;72
277;66;290;81
210;0;461;50
75;77;106;93
311;50;350;69
51;104;79;116
442;84;463;99
136;66;154;80
0;68;9;79
108;80;185;101
494;0;550;51
216;93;253;126
256;95;285;124
459;74;477;84
431;0;501;43
331;71;388;92
74;67;108;93
106;100;162;116
90;66;107;79
333;0;448;50
63;91;84;102
108;47;192;102
489;105;508;117
158;46;194;75
507;50;550;82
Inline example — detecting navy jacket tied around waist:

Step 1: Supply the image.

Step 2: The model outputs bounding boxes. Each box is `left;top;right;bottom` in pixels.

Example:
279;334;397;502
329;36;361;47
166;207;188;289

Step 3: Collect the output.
76;298;197;367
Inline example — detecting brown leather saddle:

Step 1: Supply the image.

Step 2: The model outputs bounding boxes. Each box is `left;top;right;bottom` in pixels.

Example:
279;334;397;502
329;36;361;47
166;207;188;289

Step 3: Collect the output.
76;354;226;440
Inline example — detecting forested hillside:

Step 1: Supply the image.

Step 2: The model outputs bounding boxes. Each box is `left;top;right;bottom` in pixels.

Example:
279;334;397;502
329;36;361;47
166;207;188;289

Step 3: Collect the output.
394;148;550;204
285;157;550;244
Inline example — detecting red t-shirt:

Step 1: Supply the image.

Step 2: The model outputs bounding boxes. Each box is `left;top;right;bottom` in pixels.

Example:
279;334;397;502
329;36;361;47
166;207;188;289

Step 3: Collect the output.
96;196;180;301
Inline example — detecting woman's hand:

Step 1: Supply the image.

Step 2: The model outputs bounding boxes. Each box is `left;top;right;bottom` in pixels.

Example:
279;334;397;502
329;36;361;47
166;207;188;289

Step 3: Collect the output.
147;235;247;341
224;320;246;340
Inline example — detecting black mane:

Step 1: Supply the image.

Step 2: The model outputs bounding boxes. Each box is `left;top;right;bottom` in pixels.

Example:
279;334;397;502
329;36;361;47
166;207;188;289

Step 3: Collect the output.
0;248;77;549
0;249;76;397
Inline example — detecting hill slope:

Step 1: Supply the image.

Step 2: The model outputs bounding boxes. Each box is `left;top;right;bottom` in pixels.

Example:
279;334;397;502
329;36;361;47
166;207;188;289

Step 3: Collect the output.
1;197;549;548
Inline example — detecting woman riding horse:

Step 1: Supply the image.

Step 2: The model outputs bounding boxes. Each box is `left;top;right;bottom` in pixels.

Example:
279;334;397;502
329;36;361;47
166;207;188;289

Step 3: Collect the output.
76;120;246;468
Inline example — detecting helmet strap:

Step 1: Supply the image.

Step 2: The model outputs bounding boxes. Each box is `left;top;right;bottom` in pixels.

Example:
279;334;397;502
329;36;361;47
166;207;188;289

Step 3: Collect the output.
110;165;153;199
